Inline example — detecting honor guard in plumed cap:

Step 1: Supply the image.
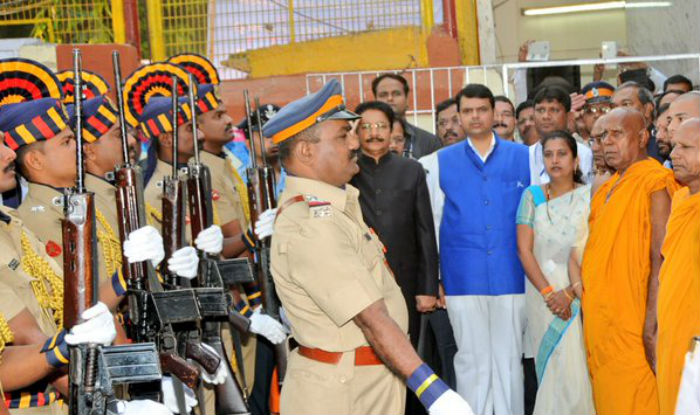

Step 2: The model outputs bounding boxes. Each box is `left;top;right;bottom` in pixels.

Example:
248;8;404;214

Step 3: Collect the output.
0;58;68;151
581;81;615;104
168;53;221;115
56;69;110;104
122;62;193;139
66;95;119;143
262;79;359;144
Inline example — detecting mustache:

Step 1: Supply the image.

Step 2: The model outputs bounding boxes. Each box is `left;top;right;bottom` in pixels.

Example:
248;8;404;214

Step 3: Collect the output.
493;123;508;129
365;137;385;143
3;162;14;174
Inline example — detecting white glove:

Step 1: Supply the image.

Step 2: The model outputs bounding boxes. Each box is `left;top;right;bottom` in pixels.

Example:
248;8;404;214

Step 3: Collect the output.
161;376;197;414
254;208;278;239
676;343;700;415
428;390;474;415
199;343;228;385
195;225;224;255
65;302;116;346
249;309;288;345
279;306;292;333
167;246;199;279
117;399;173;415
123;225;165;268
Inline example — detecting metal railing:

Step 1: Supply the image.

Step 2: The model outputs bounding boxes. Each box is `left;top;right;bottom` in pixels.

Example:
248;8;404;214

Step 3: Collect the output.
307;54;700;134
0;0;114;44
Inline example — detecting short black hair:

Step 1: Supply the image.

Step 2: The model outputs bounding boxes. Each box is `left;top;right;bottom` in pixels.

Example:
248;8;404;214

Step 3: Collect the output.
354;101;395;126
616;81;655;107
515;100;534;119
494;95;515;112
540;130;584;184
278;124;320;167
655;89;684;109
656;102;671;119
371;73;409;97
455;84;494;111
663;74;693;92
435;98;457;117
533;86;571;112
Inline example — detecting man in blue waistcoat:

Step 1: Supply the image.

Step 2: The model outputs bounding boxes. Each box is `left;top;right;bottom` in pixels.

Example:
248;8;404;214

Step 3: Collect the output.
420;84;530;415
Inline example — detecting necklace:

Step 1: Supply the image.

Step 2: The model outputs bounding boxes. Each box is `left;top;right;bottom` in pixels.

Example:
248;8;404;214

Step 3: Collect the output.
545;182;576;223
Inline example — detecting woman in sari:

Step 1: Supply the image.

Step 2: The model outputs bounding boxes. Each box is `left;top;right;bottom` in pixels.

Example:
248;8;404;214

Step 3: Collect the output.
516;130;595;414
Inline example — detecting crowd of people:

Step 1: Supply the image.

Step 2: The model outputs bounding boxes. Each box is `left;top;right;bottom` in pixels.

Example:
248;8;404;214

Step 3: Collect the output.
340;68;698;415
0;48;697;415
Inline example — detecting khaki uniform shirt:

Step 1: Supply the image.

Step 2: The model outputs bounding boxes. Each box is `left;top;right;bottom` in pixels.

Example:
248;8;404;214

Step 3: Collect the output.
271;176;408;414
85;174;122;278
0;206;64;414
143;159;174;232
17;182;112;283
199;151;247;229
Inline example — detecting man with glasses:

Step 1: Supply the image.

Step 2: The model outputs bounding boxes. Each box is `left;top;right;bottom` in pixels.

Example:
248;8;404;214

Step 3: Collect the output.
350;100;439;353
435;98;466;147
580;81;614;143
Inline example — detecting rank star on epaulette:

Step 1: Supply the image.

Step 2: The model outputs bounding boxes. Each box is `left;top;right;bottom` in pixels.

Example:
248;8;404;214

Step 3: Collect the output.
304;195;332;218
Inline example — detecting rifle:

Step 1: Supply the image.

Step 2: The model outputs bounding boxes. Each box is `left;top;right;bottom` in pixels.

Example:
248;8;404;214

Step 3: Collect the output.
243;91;288;385
186;75;250;415
161;76;223;376
64;49;161;415
111;52;202;410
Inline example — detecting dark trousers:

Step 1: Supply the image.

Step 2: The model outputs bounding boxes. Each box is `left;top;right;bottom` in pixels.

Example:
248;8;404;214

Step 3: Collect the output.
249;337;275;415
523;357;537;415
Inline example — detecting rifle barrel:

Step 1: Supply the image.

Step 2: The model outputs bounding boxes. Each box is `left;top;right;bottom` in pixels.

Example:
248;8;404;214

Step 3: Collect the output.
171;76;179;178
243;90;258;169
112;51;131;168
253;97;268;164
188;75;201;165
73;49;85;193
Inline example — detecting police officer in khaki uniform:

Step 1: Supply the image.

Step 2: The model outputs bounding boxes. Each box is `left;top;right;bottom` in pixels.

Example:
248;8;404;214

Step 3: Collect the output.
263;80;472;414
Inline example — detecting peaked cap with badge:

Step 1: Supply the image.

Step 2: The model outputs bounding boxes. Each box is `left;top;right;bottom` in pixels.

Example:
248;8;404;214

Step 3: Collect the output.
581;81;615;104
262;79;359;144
0;58;69;151
168;53;221;115
56;69;110;104
122;62;193;139
237;103;280;138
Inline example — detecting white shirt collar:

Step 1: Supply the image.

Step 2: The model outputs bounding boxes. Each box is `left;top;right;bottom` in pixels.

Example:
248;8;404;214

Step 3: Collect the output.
467;133;496;163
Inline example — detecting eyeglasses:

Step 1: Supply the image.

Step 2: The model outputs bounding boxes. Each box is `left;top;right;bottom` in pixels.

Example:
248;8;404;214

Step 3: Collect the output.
359;122;390;131
584;105;612;115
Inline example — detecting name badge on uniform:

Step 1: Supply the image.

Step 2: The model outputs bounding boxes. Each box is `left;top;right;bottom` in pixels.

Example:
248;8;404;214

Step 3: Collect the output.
8;258;19;270
306;196;332;218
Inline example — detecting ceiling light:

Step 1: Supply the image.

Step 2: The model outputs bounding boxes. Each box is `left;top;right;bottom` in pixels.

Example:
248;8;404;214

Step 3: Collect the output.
522;1;671;16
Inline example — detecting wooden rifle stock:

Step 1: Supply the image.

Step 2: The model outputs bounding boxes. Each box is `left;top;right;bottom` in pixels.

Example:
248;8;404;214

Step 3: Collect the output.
188;76;250;415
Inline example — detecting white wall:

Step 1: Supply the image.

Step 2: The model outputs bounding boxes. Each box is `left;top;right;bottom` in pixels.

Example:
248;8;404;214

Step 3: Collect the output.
493;0;628;63
625;0;700;84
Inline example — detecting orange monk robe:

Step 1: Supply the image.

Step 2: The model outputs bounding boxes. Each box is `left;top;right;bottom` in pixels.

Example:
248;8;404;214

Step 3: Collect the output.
582;158;679;415
656;187;700;414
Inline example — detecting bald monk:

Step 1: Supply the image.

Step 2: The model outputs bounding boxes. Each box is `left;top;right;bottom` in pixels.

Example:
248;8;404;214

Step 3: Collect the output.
656;118;700;414
582;107;679;415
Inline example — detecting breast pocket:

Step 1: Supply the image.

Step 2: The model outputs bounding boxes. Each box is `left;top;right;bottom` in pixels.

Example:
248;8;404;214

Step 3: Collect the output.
359;230;384;271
